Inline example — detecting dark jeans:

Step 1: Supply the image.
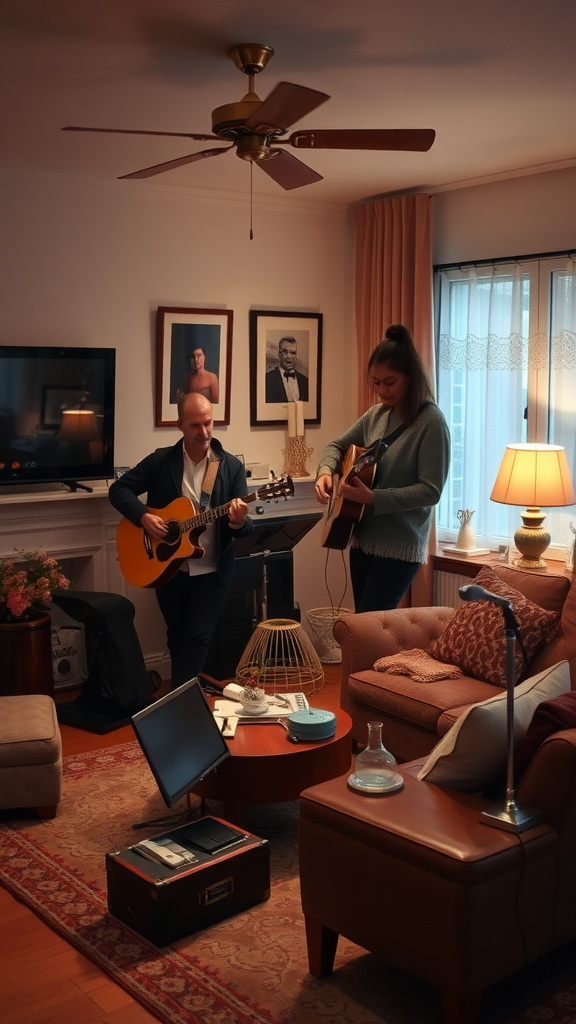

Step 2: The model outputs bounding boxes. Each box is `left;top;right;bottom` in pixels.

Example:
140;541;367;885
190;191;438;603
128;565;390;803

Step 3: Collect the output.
349;547;420;613
156;570;229;687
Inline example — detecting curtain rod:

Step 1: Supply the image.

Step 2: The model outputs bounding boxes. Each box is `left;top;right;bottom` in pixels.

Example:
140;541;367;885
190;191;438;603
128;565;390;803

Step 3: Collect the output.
434;247;576;272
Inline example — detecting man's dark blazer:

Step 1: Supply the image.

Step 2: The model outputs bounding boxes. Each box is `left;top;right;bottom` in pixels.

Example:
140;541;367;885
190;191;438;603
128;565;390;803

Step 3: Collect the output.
108;437;252;585
265;366;309;403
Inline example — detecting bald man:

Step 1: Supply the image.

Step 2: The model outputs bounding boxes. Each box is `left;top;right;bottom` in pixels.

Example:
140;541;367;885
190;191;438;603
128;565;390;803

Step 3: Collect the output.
109;393;252;688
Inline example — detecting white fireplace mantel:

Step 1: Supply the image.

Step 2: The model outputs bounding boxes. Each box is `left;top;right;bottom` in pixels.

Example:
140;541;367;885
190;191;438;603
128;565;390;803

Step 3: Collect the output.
0;481;169;676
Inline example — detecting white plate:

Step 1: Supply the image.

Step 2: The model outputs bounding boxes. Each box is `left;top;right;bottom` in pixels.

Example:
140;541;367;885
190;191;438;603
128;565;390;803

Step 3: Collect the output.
347;772;404;795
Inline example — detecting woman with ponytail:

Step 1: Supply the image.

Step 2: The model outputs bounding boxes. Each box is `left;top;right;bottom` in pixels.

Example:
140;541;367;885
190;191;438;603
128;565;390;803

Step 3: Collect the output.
315;325;450;612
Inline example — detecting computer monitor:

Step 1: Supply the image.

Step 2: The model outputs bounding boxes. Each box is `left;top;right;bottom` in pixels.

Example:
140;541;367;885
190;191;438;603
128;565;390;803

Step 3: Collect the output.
132;678;230;807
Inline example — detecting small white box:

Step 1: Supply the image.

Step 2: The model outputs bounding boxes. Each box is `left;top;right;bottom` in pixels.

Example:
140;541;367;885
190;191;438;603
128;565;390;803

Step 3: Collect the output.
246;462;269;479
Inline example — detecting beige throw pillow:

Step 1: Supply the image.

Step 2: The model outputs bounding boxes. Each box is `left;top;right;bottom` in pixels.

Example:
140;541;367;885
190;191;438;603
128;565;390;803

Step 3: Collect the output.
417;661;570;792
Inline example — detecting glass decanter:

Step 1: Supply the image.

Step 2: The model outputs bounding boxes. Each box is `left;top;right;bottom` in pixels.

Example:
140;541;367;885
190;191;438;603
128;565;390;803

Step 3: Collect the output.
353;721;397;789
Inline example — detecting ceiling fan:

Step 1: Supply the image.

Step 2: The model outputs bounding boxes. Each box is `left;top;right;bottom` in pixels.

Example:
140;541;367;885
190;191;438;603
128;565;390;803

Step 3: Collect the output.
63;43;435;191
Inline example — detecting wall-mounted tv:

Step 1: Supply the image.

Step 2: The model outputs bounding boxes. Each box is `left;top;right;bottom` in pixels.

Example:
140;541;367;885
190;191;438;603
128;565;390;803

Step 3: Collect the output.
0;345;115;489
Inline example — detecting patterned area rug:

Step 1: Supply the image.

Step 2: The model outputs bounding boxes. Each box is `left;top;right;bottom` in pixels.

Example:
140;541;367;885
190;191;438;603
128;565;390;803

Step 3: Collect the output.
0;742;575;1024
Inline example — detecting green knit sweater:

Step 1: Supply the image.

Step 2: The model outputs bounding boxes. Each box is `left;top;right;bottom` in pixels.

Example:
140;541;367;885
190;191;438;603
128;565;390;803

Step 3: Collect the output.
318;402;450;563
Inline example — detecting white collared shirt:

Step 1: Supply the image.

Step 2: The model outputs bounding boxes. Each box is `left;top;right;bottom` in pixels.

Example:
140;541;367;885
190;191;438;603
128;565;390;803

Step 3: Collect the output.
281;370;300;402
180;450;217;575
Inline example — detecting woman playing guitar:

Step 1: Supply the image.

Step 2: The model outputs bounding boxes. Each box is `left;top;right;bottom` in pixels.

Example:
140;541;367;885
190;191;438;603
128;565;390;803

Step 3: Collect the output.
315;325;450;613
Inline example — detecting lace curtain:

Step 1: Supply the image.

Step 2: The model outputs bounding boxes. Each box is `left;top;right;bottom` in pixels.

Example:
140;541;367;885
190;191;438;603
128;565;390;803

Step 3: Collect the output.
436;260;576;550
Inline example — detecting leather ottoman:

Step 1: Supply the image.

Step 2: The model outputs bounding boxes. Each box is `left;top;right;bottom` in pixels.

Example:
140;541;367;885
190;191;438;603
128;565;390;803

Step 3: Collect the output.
299;762;562;1024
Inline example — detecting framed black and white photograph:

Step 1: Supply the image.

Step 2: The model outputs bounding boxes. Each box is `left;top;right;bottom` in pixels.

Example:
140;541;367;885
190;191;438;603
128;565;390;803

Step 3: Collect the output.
155;306;233;426
249;310;322;427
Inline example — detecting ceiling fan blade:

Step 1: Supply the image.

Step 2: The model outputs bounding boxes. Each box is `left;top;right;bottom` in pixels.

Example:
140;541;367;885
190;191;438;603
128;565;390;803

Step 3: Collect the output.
246;82;329;133
257;149;323;190
118;147;231;180
286;128;436;152
63;126;219;141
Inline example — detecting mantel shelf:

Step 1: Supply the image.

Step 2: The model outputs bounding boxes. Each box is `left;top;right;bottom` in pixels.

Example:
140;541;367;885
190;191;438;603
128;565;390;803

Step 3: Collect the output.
0;480;111;506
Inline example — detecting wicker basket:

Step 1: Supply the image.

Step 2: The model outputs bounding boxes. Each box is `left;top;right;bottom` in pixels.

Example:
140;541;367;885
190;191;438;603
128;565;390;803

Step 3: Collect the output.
306;607;353;664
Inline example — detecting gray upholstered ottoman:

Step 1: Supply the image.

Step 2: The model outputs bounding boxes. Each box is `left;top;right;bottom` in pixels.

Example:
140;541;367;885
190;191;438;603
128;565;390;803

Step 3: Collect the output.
0;695;62;818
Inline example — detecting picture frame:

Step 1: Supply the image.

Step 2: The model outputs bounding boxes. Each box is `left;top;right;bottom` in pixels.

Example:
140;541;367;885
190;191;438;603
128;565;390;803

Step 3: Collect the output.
155;307;233;427
249;310;323;427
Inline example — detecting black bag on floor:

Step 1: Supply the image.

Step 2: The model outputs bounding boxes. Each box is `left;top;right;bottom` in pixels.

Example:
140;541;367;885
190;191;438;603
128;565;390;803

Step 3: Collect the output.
53;591;155;733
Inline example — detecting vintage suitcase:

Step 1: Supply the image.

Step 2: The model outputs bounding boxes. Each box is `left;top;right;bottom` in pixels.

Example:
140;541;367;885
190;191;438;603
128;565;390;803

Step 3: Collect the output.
106;816;270;945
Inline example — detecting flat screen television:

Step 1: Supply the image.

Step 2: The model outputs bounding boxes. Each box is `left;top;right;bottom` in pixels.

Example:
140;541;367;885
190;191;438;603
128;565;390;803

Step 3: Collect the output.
131;678;230;807
0;345;115;489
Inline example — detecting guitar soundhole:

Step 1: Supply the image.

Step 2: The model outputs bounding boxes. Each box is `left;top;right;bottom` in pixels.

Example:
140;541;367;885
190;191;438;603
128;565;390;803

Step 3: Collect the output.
155;520;182;562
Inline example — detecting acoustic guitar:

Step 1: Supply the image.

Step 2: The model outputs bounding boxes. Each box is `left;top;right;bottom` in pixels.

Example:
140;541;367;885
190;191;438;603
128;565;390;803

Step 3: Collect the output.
320;439;382;550
116;477;294;588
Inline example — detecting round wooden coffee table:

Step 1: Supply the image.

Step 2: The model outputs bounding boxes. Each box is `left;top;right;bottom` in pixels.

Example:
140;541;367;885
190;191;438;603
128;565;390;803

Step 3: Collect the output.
193;706;353;825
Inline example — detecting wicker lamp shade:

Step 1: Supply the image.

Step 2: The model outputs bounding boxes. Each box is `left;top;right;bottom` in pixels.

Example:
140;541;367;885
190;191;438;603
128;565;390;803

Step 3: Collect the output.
235;618;324;696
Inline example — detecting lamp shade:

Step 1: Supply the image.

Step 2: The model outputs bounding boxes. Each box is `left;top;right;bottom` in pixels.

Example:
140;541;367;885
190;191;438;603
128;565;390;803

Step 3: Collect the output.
58;409;98;442
235;618;323;696
490;444;576;508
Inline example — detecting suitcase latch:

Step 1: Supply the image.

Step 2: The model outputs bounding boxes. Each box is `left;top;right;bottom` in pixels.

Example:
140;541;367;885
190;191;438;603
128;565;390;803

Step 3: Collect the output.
199;875;234;905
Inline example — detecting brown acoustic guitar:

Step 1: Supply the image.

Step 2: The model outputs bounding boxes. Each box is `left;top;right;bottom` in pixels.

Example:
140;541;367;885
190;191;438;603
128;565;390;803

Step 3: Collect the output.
116;477;294;588
320;439;382;550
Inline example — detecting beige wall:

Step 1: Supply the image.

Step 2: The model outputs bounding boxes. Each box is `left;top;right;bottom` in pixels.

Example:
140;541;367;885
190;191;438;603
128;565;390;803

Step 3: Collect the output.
432;165;576;265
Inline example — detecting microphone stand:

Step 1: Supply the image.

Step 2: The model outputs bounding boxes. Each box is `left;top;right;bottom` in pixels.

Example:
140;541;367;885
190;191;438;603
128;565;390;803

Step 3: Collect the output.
480;605;542;833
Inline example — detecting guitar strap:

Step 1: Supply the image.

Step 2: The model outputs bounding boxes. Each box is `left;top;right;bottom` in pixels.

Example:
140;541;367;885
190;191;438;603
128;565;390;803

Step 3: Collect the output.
198;451;220;511
380;423;406;451
379;400;431;452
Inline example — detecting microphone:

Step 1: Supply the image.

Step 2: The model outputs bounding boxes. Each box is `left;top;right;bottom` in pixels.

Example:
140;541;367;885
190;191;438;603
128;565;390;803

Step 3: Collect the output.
459;584;513;612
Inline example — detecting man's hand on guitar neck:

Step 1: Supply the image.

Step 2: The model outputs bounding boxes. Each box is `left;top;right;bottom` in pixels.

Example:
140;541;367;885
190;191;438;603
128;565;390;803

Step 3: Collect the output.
140;512;169;539
228;497;249;528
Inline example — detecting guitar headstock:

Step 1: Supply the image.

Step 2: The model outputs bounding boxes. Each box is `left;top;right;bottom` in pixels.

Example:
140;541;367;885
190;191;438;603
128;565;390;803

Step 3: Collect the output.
257;477;295;501
352;440;382;473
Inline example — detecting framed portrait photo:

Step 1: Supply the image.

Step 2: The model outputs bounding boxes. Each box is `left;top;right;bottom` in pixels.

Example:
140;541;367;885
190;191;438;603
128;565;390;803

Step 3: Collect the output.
249;310;323;427
155;307;233;426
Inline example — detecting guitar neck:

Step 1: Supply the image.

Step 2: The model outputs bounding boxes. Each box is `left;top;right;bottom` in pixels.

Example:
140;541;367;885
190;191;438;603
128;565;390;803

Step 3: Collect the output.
182;491;258;531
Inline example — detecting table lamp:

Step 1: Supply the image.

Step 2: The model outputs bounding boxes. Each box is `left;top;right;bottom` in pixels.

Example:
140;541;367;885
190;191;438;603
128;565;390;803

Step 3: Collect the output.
490;444;576;568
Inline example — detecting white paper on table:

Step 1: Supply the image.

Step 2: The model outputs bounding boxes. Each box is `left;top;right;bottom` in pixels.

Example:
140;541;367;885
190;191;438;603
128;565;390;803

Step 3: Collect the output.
214;692;309;720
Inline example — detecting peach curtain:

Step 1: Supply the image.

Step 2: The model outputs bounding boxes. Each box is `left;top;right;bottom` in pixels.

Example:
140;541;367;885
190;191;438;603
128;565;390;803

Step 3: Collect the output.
354;193;435;606
354;193;434;414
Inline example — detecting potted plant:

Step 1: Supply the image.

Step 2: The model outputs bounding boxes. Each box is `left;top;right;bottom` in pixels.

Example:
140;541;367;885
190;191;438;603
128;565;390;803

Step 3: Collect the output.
0;549;70;697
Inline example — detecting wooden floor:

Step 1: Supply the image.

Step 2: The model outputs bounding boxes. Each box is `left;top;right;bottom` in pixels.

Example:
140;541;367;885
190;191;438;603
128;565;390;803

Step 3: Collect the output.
0;664;342;1024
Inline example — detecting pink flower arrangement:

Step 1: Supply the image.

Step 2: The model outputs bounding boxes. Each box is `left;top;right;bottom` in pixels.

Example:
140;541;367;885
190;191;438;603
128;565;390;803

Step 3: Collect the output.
0;549;70;623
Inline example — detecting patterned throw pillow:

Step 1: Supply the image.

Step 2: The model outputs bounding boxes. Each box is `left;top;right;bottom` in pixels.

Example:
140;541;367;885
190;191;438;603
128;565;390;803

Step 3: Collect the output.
428;565;560;686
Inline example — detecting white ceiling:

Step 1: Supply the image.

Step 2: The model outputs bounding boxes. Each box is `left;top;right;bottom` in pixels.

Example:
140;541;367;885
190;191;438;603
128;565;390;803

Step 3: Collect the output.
1;0;575;206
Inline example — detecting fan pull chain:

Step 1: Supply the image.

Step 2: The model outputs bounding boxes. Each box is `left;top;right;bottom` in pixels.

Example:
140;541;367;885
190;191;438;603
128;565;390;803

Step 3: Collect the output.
250;161;254;240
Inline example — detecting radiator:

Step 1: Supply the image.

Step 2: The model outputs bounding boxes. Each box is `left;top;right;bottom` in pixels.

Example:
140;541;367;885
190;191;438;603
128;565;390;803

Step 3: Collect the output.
433;570;469;608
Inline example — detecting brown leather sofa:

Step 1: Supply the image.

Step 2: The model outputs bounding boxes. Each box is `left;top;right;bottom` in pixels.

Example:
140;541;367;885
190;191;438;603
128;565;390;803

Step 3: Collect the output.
299;726;576;1024
334;564;576;761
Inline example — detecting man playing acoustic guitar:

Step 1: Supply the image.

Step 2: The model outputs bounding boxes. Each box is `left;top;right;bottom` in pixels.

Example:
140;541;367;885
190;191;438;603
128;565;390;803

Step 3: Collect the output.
109;393;252;688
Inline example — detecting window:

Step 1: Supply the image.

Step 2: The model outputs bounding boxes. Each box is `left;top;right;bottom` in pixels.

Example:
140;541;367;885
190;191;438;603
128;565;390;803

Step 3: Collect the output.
435;256;576;552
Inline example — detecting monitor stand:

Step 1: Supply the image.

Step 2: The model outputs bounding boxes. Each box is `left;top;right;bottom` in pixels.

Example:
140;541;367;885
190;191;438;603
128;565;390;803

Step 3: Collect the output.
132;791;206;831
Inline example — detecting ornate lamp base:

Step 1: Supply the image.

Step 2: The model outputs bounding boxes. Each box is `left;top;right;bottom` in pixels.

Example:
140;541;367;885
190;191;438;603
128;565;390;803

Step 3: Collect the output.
283;436;314;478
514;507;550;569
